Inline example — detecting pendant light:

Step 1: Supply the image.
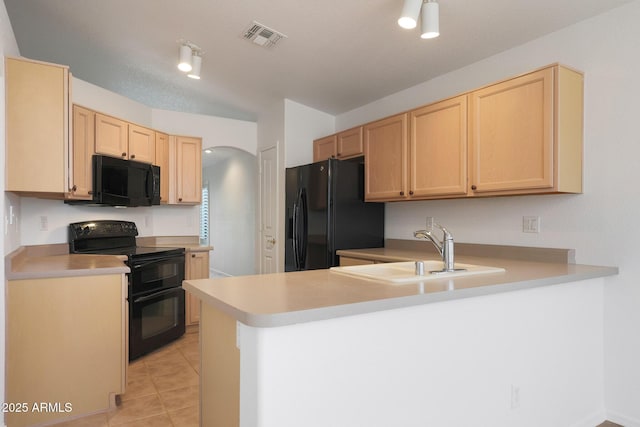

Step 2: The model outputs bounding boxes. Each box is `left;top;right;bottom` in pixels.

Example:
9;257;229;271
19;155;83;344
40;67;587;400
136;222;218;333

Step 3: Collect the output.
177;44;192;72
420;0;439;39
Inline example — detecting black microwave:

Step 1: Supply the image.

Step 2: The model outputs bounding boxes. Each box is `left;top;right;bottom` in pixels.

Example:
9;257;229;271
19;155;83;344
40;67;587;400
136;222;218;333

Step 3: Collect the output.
91;155;160;207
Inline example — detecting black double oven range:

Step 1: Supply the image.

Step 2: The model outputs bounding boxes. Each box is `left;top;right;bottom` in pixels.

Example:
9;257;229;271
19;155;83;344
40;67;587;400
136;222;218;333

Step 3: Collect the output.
69;220;186;360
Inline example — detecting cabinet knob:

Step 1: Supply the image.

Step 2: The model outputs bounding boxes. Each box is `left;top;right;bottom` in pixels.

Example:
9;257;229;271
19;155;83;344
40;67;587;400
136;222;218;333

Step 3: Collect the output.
71;185;77;192
337;153;341;156
471;185;477;190
192;254;196;258
121;152;127;157
179;198;183;202
399;191;405;196
409;190;414;195
130;154;136;159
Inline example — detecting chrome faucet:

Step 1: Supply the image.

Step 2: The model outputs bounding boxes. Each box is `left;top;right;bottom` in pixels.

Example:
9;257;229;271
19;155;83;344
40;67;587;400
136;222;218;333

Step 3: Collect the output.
413;222;461;273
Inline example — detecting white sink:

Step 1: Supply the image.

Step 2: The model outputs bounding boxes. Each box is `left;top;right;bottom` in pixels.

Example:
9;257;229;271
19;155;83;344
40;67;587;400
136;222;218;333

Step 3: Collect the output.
330;261;505;284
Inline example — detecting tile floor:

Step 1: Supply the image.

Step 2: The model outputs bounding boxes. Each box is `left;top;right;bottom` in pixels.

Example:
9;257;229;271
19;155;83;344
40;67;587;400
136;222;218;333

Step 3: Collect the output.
53;325;199;427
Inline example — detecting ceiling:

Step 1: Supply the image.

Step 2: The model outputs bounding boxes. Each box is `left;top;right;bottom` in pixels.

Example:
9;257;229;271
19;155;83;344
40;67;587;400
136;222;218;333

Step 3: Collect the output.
4;0;634;122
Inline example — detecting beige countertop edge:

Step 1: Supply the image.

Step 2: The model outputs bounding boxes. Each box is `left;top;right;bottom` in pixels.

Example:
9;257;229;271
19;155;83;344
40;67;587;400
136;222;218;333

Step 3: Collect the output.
137;236;213;252
183;262;618;329
5;238;211;280
6;253;130;280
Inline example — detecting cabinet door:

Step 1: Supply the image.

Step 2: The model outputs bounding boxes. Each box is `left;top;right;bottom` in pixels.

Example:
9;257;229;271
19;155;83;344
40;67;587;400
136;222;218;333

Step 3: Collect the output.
337;127;363;159
68;105;95;200
95;113;128;159
469;68;553;194
155;132;170;204
313;135;337;162
5;57;69;194
410;95;468;198
128;124;156;163
7;274;126;426
186;251;210;325
364;113;408;201
176;136;203;204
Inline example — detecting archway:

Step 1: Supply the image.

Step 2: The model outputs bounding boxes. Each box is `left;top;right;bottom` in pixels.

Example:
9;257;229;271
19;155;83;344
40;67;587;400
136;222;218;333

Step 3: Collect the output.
202;146;257;277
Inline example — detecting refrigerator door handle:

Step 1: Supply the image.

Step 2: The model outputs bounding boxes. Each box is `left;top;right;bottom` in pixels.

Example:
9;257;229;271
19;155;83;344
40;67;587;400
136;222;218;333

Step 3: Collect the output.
292;197;300;270
299;188;308;268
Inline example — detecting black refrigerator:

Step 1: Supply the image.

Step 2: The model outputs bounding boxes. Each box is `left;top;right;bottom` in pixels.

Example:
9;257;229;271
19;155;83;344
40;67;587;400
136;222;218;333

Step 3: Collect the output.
285;158;385;271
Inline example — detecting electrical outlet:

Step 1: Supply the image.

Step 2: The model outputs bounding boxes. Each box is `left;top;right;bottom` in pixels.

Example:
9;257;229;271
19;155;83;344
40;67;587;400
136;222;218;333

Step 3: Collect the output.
510;384;520;409
39;216;48;231
426;216;434;231
522;216;540;233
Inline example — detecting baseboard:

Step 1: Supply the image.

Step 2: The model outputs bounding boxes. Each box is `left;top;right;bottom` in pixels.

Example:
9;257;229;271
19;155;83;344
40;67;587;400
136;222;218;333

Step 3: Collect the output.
607;410;640;427
210;268;232;278
570;411;607;427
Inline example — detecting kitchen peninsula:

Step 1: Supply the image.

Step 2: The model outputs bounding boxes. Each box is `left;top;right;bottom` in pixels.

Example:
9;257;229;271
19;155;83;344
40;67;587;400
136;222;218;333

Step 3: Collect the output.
184;243;618;427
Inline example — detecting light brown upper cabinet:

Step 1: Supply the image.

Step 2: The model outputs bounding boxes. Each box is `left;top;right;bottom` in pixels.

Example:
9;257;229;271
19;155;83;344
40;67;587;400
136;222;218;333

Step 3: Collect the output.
155;131;170;204
313;135;337;162
468;65;583;196
364;96;467;202
410;95;468;199
364;113;408;201
313;127;364;162
128;124;156;163
95;113;128;159
5;57;70;196
337;127;364;159
173;135;202;204
95;114;156;164
69;105;95;200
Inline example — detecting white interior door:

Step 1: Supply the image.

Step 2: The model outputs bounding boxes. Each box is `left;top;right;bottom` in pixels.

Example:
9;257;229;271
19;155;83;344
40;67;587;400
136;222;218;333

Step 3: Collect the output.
259;145;278;274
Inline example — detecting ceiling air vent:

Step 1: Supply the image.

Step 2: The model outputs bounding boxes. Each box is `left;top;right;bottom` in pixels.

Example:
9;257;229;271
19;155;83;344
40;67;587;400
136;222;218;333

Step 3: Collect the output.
242;21;287;48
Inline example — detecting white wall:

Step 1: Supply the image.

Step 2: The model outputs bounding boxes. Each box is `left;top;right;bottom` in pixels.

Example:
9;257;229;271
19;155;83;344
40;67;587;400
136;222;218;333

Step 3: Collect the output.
152;109;257;155
242;279;606;427
203;148;257;276
73;78;152;126
284;99;334;167
335;2;640;424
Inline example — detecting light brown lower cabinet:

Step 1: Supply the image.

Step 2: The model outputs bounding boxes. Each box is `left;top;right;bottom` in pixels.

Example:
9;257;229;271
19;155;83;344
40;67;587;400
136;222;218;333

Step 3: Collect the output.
186;250;210;325
6;274;127;427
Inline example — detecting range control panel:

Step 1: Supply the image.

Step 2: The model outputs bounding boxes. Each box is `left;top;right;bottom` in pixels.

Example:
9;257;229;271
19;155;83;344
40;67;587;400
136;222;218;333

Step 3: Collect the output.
68;220;139;240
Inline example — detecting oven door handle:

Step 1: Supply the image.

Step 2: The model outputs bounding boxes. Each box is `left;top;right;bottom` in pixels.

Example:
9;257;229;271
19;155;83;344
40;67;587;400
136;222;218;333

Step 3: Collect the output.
133;287;182;303
132;256;183;270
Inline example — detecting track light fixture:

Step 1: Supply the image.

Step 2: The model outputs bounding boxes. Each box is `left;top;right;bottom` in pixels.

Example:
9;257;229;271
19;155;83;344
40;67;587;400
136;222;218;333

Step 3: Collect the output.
178;44;192;72
398;0;440;39
177;40;203;79
187;53;202;79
